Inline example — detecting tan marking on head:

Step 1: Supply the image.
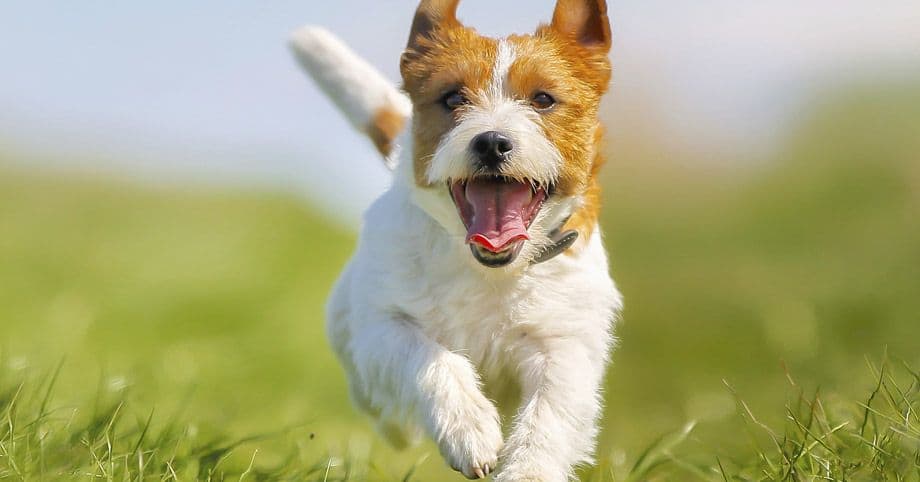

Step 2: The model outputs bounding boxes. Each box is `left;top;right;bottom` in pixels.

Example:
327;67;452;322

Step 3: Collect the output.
365;105;408;157
505;31;609;196
401;24;497;186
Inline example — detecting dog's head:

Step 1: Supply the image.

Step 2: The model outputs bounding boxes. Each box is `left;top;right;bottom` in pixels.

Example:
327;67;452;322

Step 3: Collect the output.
400;0;612;269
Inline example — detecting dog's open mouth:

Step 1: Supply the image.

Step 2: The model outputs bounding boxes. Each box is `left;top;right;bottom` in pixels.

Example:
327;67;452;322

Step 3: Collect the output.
449;176;547;268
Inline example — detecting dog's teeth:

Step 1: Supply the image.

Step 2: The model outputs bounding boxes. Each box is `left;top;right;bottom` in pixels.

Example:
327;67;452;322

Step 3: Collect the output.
473;468;485;479
483;464;491;475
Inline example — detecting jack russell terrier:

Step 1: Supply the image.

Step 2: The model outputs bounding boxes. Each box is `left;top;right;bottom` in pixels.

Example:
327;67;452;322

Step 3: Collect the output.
290;1;622;479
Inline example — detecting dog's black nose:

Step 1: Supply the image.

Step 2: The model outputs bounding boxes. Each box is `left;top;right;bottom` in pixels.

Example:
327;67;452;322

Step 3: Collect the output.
470;131;513;168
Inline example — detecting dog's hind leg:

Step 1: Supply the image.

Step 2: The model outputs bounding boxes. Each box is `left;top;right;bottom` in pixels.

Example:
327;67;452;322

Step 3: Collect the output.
326;268;378;419
346;374;421;449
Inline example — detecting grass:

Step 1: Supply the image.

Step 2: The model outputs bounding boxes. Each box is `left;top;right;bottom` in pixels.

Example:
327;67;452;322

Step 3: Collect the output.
2;355;918;480
718;356;920;480
1;80;919;480
590;355;920;481
0;359;367;480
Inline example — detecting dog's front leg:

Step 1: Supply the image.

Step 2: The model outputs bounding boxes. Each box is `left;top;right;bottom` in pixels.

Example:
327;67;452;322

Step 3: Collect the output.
350;316;503;478
495;339;608;482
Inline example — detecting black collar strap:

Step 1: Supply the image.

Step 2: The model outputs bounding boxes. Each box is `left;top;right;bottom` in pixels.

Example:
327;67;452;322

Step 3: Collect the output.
531;218;579;265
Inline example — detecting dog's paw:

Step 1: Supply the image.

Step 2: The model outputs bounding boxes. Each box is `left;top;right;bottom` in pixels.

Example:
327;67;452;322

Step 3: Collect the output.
437;402;503;479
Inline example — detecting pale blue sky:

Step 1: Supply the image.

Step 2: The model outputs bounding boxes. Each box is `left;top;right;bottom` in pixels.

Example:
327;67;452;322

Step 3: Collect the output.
2;1;918;223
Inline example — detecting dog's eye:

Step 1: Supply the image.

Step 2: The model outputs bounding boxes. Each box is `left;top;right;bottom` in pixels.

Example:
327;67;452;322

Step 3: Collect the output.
441;90;468;110
531;92;556;111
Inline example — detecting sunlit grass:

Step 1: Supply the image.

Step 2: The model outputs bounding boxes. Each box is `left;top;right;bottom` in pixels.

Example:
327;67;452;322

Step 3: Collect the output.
2;356;918;480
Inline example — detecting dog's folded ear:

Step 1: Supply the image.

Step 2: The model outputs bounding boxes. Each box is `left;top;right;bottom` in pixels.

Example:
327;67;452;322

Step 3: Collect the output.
403;0;461;57
551;0;611;52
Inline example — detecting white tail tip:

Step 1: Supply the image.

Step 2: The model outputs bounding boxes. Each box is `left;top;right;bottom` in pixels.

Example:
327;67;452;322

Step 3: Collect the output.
289;25;411;164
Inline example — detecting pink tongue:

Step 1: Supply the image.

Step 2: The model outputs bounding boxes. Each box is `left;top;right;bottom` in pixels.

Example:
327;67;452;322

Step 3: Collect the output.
464;178;532;253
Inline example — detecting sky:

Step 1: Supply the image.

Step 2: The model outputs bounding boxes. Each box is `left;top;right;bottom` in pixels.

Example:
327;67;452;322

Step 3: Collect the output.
1;0;919;224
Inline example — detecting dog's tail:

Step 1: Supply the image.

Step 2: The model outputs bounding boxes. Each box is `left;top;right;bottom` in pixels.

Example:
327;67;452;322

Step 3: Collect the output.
289;26;411;169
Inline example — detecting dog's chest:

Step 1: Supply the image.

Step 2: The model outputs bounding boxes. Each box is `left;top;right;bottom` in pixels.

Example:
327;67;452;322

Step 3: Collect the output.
400;256;553;375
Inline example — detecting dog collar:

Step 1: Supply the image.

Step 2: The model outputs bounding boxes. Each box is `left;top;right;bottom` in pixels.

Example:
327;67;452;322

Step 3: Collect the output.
531;218;579;265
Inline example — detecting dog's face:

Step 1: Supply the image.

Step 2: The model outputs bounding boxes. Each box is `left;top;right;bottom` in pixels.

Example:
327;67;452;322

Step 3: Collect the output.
400;0;612;268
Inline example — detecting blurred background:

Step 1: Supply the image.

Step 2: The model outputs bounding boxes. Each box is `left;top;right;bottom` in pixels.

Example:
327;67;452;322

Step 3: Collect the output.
1;0;918;479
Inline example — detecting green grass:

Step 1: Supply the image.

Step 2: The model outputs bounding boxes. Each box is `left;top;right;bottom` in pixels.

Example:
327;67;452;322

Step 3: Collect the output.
589;355;920;481
3;356;918;480
1;80;919;480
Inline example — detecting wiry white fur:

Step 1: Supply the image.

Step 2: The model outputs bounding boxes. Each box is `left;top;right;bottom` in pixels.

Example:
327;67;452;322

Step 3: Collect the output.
426;40;562;189
308;31;622;482
289;25;411;168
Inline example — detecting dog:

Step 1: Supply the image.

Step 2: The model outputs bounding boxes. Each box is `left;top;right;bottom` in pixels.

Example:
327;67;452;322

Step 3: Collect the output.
290;1;621;479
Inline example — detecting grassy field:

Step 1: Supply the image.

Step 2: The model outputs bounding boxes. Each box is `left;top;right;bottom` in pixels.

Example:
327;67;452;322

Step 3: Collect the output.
1;82;918;480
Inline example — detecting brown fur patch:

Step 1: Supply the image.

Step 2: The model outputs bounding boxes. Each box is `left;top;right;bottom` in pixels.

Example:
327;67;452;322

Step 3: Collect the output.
564;126;607;249
366;105;407;157
401;26;497;186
